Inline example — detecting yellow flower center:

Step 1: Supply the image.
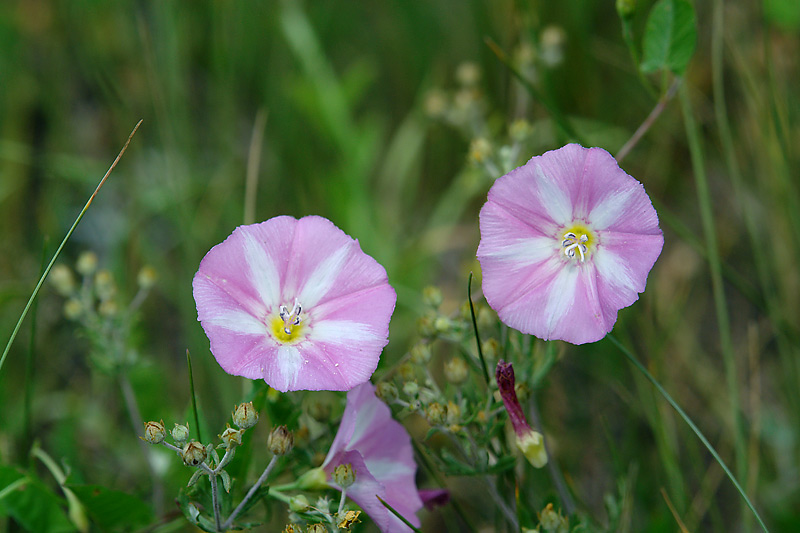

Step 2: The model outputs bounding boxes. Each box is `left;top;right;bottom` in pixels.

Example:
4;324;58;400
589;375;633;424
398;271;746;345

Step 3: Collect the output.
561;224;595;262
270;299;305;344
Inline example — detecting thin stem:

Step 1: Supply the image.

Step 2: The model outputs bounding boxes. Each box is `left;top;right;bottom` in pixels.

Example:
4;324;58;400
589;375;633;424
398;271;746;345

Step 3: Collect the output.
467;273;490;386
0;120;142;375
121;374;164;515
608;334;769;533
678;83;746;482
528;394;575;515
244;109;268;226
616;79;680;163
222;454;279;530
209;470;222;532
337;488;348;515
186;350;203;443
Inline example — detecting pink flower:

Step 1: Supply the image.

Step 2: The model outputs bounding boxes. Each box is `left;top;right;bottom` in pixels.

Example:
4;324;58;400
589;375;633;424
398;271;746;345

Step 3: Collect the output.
477;144;663;344
192;216;396;392
323;382;423;532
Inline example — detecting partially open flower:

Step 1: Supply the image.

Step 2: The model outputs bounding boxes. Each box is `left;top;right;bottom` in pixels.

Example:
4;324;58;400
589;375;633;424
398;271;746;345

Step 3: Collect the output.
193;216;396;392
323;383;423;532
478;144;663;344
496;360;547;468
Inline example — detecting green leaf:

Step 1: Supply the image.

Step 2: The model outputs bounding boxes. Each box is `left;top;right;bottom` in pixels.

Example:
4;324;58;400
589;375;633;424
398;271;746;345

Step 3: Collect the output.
0;465;75;533
640;0;697;76
65;484;153;531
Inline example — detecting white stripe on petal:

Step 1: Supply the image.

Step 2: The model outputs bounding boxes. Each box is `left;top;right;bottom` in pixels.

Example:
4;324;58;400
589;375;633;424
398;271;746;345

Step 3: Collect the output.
544;266;580;338
241;229;281;309
594;248;636;293
298;243;352;307
309;320;379;344
206;308;266;335
535;164;573;225
588;189;636;230
275;345;303;389
480;236;556;265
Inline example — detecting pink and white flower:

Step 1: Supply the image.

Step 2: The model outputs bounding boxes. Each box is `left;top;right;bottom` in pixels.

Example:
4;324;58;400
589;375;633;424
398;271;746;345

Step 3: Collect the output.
323;382;423;532
477;144;663;344
192;216;396;392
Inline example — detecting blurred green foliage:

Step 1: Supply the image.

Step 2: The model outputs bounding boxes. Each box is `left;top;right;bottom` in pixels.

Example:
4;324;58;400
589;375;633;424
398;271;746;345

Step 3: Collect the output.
1;0;799;531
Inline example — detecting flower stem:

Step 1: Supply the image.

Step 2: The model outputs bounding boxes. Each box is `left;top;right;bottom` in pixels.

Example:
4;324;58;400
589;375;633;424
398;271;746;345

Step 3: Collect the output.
467;272;490;386
608;334;769;533
678;82;746;484
186;349;203;443
222;454;279;530
209;470;222;532
615;78;680;163
528;394;575;515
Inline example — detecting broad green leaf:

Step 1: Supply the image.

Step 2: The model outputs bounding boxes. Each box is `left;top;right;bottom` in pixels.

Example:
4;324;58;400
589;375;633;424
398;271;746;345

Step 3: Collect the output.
0;465;74;533
66;484;153;530
640;0;697;76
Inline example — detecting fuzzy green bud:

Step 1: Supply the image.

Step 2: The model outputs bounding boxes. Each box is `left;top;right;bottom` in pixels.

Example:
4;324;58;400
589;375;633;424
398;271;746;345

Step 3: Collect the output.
268;425;293;456
171;423;190;445
220;427;244;449
426;402;447;426
296;467;328;491
50;265;76;296
137;265;158;289
98;299;118;317
143;420;166;444
375;382;398;403
517;429;548;468
307;524;327;533
94;270;116;301
417;313;436;337
76;251;98;276
444;357;468;384
402;381;419;397
410;343;432;365
469;138;492;164
456;61;481;86
509;119;532;141
481;338;500;360
397;362;416;381
332;463;356;489
539;503;568;532
232;402;259;429
616;0;636;19
446;401;461;427
181;441;208;466
422;286;443;308
63;299;83;320
289;494;310;513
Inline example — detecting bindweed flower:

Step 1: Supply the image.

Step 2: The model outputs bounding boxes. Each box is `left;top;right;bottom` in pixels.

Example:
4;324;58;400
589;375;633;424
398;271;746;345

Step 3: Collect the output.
323;383;423;532
478;144;663;344
496;360;547;468
193;216;396;392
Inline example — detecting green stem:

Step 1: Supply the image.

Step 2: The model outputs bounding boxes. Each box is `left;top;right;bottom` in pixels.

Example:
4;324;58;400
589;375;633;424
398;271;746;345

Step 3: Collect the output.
678;83;746;481
608;335;769;532
467;273;490;386
186;349;203;443
0;120;142;376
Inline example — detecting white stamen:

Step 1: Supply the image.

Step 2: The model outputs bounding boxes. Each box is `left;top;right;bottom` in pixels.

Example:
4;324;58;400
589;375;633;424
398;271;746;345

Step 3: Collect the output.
279;298;303;334
561;232;589;262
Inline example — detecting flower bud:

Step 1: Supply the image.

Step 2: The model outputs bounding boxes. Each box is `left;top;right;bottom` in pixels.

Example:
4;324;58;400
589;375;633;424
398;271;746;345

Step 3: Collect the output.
232;402;258;429
289;494;310;512
332;463;356;489
456;61;481;86
306;524;327;533
76;251;98;276
402;381;419;397
268;425;293;456
481;338;500;360
539;502;568;532
172;423;190;445
426;402;447;426
283;524;302;533
422;286;443;308
98;298;118;317
50;265;76;296
375;382;398;403
296;467;328;491
63;299;83;320
181;441;208;466
424;89;447;118
469;138;492;164
517;428;548;468
137;265;158;289
417;313;436;337
444;357;468;384
410;343;432;365
446;401;461;427
398;362;416;381
94;270;116;301
143;420;166;444
616;0;636;19
220;427;244;449
509;119;532;141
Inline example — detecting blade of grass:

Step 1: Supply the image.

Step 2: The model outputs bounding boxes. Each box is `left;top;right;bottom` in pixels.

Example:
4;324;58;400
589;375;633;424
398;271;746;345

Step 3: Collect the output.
678;83;745;483
23;241;48;451
244;109;268;226
467;273;490;386
608;334;769;533
0;120;143;376
376;495;422;533
186;349;203;443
